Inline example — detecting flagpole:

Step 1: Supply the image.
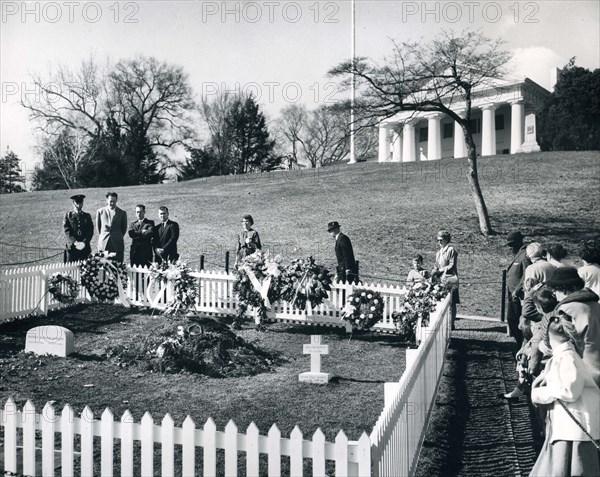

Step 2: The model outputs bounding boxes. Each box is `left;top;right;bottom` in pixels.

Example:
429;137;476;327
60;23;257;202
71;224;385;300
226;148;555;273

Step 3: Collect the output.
349;0;356;164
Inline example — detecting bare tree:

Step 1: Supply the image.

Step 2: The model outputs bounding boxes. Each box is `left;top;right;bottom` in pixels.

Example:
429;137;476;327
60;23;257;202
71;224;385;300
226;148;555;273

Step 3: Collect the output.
277;104;307;166
107;55;197;151
278;105;349;168
330;29;511;235
21;56;107;139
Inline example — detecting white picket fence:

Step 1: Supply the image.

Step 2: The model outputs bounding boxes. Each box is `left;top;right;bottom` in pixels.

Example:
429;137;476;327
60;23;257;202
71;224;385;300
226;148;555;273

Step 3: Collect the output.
0;262;454;476
1;264;407;332
0;262;89;320
0;399;371;477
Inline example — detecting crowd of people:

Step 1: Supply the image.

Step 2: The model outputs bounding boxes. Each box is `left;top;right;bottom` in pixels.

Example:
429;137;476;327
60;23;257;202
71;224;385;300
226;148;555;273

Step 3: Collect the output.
500;231;600;476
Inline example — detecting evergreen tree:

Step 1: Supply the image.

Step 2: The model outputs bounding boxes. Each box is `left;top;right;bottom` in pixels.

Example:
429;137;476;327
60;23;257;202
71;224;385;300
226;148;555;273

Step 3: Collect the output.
179;146;220;180
123;117;165;185
0;149;26;193
224;96;278;174
539;59;600;151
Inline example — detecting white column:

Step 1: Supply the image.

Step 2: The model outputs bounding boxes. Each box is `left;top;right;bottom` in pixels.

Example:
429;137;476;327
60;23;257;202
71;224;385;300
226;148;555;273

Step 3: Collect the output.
426;113;442;161
481;104;497;156
453;111;467;159
402;121;416;162
378;125;390;162
392;128;402;162
510;101;524;154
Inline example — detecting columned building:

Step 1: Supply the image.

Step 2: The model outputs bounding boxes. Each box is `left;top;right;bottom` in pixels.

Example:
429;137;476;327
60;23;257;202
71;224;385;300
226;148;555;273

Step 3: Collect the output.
377;78;550;163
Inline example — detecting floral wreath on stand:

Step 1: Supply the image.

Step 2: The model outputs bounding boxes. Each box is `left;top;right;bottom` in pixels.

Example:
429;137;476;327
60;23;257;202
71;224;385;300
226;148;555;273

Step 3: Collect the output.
148;260;197;316
48;273;79;305
80;251;129;304
341;288;385;331
391;278;448;342
233;251;285;330
280;257;333;312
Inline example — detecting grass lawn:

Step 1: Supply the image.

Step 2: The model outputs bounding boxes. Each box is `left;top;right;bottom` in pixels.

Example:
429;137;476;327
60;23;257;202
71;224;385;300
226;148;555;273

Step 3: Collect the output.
0;304;409;442
1;151;599;319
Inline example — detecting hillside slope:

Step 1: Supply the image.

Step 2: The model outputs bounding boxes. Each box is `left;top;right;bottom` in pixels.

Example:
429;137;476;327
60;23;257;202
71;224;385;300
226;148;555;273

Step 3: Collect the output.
1;151;598;317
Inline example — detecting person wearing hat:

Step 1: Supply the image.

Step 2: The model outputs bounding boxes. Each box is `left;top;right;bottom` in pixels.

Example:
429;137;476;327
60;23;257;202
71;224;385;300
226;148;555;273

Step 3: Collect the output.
235;214;261;264
546;266;600;388
96;192;128;263
63;194;94;263
327;221;358;284
505;230;532;346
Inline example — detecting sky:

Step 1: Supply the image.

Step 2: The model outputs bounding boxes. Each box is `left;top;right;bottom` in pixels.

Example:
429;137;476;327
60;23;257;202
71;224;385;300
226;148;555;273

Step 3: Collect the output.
1;0;599;180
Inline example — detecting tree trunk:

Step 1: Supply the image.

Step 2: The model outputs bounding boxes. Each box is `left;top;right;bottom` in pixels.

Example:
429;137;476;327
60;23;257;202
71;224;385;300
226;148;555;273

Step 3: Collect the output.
464;129;494;236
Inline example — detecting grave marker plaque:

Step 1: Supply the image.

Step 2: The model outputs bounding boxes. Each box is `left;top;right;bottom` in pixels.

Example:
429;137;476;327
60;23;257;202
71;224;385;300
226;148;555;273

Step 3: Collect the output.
25;326;74;357
299;335;330;384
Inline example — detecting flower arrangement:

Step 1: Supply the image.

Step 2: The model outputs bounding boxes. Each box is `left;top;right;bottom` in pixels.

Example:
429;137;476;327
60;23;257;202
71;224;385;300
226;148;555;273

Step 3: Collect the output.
233;251;285;329
341;288;385;331
48;273;79;305
280;256;333;311
80;252;129;302
149;260;198;316
392;279;448;342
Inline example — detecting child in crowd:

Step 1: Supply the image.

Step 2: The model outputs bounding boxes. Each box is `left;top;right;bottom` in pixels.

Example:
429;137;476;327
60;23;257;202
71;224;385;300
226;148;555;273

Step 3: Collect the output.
530;315;600;476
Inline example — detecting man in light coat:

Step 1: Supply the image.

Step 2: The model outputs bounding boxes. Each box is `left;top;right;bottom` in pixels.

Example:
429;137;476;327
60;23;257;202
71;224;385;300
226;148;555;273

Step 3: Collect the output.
96;192;128;263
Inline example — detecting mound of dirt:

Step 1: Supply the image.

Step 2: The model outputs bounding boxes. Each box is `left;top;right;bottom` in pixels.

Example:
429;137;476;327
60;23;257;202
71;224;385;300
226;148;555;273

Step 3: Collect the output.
105;315;284;377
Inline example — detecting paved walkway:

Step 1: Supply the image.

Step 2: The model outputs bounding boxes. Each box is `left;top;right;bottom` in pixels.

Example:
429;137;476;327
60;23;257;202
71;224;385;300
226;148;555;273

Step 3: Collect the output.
416;318;543;477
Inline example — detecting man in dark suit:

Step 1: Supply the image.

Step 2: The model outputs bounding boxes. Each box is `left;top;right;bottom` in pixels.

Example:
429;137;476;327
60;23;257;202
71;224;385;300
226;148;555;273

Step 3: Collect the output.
96;191;128;262
154;206;180;264
128;204;155;266
328;221;359;284
63;194;94;263
505;230;531;347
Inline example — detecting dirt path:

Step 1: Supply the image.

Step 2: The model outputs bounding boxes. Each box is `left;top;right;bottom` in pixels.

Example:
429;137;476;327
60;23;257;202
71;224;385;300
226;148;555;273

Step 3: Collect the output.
416;319;543;477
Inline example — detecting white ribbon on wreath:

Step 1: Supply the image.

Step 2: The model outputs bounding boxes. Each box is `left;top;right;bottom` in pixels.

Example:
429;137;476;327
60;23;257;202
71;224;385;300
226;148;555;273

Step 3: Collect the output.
98;253;130;307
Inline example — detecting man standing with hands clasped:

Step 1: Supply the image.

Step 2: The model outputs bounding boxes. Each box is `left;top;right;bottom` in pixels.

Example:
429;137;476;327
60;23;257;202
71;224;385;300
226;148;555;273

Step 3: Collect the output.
96;192;128;263
63;194;93;263
128;204;155;266
154;206;180;264
327;221;359;284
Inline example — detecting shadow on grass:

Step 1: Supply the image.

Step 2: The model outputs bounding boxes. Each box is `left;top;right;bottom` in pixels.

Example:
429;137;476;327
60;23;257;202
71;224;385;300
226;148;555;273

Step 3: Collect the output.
329;376;386;384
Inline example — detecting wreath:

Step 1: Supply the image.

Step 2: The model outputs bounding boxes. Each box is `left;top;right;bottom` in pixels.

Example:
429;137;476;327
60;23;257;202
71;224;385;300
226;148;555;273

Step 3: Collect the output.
80;251;129;302
341;288;385;330
149;260;197;316
280;257;333;311
48;273;79;305
392;279;448;341
233;252;285;329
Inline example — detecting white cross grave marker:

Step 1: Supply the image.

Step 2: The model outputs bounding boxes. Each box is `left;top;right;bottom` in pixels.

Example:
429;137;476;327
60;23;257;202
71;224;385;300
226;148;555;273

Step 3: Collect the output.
298;335;330;384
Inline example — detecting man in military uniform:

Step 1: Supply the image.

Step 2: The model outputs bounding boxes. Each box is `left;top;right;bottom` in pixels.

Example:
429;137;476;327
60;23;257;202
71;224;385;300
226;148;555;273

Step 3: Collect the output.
63;194;94;263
